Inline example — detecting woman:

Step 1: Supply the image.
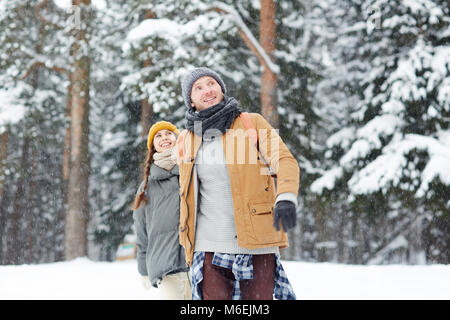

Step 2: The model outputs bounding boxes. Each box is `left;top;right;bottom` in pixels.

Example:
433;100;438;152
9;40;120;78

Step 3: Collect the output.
132;121;191;300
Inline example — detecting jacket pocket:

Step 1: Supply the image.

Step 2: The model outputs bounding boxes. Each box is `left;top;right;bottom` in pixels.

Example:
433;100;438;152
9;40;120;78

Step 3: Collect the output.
249;202;273;215
247;201;282;243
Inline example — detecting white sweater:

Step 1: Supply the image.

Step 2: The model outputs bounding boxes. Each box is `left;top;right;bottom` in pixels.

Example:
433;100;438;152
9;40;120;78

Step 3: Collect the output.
193;134;285;255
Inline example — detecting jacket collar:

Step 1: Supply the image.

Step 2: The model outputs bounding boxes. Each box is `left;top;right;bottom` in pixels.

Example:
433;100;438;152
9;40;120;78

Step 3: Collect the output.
150;163;179;180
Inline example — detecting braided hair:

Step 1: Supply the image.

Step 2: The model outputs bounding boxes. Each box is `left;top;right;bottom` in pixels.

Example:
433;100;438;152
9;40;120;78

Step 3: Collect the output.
131;144;155;210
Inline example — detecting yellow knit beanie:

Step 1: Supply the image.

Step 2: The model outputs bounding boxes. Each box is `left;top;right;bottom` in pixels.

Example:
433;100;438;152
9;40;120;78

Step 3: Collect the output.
147;121;180;150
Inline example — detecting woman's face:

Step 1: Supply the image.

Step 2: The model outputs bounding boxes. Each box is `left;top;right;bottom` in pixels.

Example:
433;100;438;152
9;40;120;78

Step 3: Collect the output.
153;129;177;153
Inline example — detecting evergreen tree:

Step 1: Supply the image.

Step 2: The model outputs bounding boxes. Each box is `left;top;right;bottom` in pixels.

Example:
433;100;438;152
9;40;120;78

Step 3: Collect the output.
90;0;150;259
311;0;450;264
0;0;67;264
91;96;143;260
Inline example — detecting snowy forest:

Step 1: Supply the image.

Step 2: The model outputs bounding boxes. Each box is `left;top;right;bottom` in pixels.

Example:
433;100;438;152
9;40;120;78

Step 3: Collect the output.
0;0;448;267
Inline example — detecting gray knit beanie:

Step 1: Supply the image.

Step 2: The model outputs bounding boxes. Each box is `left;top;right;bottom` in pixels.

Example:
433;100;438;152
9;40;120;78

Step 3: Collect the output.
181;67;227;109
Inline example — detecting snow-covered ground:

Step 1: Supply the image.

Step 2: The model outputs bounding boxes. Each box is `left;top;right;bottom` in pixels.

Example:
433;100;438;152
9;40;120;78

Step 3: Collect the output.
0;258;448;300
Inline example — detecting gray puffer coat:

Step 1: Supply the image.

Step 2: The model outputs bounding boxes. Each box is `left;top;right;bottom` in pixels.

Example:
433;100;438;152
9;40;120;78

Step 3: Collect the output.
133;163;188;287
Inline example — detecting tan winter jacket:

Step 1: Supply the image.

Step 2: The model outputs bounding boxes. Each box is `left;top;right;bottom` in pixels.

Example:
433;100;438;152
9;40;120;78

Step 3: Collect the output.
177;113;300;266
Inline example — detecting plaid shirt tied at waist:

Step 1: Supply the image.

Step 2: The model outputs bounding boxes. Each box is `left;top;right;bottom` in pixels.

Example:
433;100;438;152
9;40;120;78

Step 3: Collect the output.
191;252;296;300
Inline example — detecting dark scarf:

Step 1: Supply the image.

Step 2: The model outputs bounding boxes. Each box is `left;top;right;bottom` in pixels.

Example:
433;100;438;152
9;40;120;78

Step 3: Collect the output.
185;96;242;137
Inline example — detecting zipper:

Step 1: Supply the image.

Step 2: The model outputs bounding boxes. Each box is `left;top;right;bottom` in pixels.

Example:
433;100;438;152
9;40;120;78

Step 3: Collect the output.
183;163;195;258
183;138;202;265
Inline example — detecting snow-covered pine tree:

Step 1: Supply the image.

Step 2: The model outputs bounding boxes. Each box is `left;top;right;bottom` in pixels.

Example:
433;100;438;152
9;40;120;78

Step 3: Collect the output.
88;0;158;259
306;0;373;263
311;0;450;264
272;0;328;260
0;0;68;264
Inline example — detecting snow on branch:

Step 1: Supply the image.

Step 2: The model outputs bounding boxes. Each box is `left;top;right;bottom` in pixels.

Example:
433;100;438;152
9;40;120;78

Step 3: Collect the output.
209;2;280;75
21;60;67;80
348;133;450;197
36;0;64;30
0;88;26;131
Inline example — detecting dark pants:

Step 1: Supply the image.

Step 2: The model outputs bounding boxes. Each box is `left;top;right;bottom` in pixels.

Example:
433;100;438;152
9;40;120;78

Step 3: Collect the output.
202;252;275;300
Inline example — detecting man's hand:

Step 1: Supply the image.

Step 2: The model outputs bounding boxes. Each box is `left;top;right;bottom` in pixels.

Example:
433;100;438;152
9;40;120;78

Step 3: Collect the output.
273;200;297;232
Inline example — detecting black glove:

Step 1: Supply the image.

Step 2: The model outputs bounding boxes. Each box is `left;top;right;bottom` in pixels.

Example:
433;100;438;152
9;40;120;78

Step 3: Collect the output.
273;200;297;232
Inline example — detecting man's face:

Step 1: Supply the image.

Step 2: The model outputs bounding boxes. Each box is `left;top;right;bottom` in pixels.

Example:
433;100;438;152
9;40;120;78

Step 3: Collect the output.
190;76;224;111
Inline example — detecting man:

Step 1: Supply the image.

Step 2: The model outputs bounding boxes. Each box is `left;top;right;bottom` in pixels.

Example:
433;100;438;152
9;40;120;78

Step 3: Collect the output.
177;67;299;300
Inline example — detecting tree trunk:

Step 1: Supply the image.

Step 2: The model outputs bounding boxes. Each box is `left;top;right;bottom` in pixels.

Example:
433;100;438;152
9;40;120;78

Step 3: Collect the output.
6;135;30;265
63;79;72;192
350;212;363;264
141;98;153;138
0;130;8;204
60;79;72;262
65;0;91;260
314;198;328;262
0;129;9;263
25;147;38;264
23;8;46;264
259;0;279;128
141;10;155;139
5;19;42;263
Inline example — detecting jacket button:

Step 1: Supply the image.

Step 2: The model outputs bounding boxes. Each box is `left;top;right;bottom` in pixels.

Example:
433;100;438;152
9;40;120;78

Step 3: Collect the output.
252;209;256;213
179;226;186;232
